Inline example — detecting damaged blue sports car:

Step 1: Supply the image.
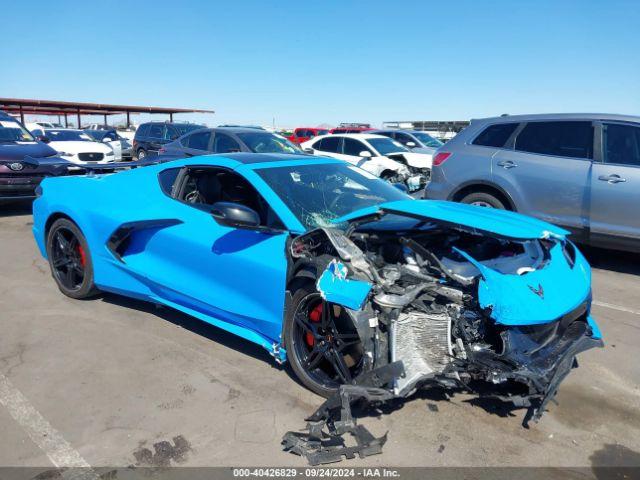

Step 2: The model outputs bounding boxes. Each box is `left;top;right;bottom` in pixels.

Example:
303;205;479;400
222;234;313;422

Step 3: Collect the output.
32;153;602;425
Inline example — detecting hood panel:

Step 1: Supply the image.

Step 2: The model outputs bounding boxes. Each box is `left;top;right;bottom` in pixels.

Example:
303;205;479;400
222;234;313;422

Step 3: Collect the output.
335;200;569;240
456;243;591;325
0;142;58;161
49;141;112;154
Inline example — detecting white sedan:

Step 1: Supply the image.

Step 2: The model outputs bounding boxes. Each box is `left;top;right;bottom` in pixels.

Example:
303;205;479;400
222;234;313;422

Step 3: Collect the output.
301;133;432;192
41;129;116;165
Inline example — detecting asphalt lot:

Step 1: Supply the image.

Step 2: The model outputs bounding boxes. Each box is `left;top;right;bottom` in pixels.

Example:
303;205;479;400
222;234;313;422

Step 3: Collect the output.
1;201;639;471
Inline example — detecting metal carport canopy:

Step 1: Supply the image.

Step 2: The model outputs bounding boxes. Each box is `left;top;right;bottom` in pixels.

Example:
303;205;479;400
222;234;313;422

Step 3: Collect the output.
0;97;214;127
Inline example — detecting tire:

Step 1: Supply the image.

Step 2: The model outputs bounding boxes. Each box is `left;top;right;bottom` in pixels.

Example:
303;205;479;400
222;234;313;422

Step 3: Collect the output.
46;218;99;299
284;284;363;398
460;191;506;209
137;148;147;160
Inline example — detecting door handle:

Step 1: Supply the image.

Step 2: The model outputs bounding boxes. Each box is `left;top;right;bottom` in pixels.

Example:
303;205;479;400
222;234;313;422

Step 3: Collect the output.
598;174;627;184
497;160;517;169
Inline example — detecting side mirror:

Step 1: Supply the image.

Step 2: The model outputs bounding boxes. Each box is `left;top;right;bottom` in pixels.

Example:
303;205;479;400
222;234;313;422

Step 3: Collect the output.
406;141;416;147
102;137;112;143
38;135;51;144
303;147;314;154
211;201;260;229
359;150;372;158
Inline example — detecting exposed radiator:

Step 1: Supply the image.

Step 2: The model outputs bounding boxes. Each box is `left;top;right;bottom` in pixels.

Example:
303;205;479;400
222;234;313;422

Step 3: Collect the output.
392;311;452;395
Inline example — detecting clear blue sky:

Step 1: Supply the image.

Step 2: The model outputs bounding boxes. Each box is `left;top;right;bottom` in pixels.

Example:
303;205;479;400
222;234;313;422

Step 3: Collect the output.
2;0;638;128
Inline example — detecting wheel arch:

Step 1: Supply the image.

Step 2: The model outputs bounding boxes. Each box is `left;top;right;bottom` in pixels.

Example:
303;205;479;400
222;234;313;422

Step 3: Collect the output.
450;181;517;211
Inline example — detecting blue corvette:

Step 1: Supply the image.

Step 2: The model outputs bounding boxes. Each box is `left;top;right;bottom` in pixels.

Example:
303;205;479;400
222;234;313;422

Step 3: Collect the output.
32;153;602;421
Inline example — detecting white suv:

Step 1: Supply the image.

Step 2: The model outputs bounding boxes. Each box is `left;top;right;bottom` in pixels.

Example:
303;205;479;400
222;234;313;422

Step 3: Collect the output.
301;133;432;192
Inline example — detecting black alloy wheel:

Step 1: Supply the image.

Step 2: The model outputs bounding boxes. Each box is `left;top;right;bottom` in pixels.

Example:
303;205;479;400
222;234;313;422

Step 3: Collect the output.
46;218;98;299
285;287;363;397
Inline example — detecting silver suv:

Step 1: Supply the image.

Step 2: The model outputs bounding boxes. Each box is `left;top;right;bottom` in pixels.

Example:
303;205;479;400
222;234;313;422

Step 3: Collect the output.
425;113;640;251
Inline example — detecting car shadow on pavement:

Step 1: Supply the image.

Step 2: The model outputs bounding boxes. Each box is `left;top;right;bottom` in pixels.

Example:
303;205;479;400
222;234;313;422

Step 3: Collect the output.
0;200;33;217
580;245;640;276
99;293;277;366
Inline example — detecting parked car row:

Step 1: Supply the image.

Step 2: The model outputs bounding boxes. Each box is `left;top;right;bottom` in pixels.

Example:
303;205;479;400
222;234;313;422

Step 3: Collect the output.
301;133;432;193
5;110;640;252
29;125;133;162
0;112;73;201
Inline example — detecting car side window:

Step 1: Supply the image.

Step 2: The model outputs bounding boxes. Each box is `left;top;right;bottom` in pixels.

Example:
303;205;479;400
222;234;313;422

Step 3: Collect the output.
473;123;519;148
316;136;341;153
158;167;182;196
515;121;593;159
176;168;284;229
394;132;415;146
136;124;150;138
148;124;164;139
342;138;369;156
163;126;176;141
212;133;241;153
185;131;212;150
604;123;640;167
296;130;306;138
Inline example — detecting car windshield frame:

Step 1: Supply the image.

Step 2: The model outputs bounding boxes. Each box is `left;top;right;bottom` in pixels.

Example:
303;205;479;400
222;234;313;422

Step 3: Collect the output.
411;132;443;148
256;162;410;231
366;137;410;155
236;132;302;154
0;118;36;142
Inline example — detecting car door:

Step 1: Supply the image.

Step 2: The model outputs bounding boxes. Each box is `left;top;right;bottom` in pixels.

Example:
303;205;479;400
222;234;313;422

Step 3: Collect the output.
340;137;374;168
104;131;122;160
589;121;640;245
311;135;341;158
147;124;166;154
122;165;289;344
180;130;213;157
211;132;242;153
492;121;593;232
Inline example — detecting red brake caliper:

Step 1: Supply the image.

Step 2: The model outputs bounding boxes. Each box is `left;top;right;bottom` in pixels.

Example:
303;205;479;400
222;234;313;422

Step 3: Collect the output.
305;303;323;347
77;245;87;267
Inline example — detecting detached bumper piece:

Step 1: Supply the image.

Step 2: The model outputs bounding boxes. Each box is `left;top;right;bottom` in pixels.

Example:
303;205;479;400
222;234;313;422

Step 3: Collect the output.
282;363;403;465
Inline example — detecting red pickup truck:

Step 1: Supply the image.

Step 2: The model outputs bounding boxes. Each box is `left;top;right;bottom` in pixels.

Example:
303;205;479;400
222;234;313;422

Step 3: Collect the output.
287;127;330;144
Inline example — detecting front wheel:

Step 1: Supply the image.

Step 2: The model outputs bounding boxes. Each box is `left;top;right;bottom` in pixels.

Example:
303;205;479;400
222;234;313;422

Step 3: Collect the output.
46;218;99;299
284;285;364;398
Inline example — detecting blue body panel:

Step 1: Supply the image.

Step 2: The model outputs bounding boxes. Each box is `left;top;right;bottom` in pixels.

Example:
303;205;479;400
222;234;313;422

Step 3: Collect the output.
316;260;372;311
334;199;570;239
454;243;591;325
32;154;601;362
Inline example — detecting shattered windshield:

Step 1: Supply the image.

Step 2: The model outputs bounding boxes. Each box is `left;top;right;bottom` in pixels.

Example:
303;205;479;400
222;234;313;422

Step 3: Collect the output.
257;163;409;230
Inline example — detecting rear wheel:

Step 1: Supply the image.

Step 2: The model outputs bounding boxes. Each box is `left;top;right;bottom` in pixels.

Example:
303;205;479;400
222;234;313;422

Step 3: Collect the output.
460;191;506;209
46;218;98;299
136;148;147;160
285;285;364;398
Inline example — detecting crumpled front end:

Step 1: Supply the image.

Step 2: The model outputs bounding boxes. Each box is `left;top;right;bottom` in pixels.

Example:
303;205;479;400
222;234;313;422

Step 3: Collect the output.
290;208;602;419
283;202;603;464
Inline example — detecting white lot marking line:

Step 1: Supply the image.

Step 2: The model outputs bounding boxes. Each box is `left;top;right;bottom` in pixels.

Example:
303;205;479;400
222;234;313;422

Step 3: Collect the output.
593;300;640;316
0;372;98;480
